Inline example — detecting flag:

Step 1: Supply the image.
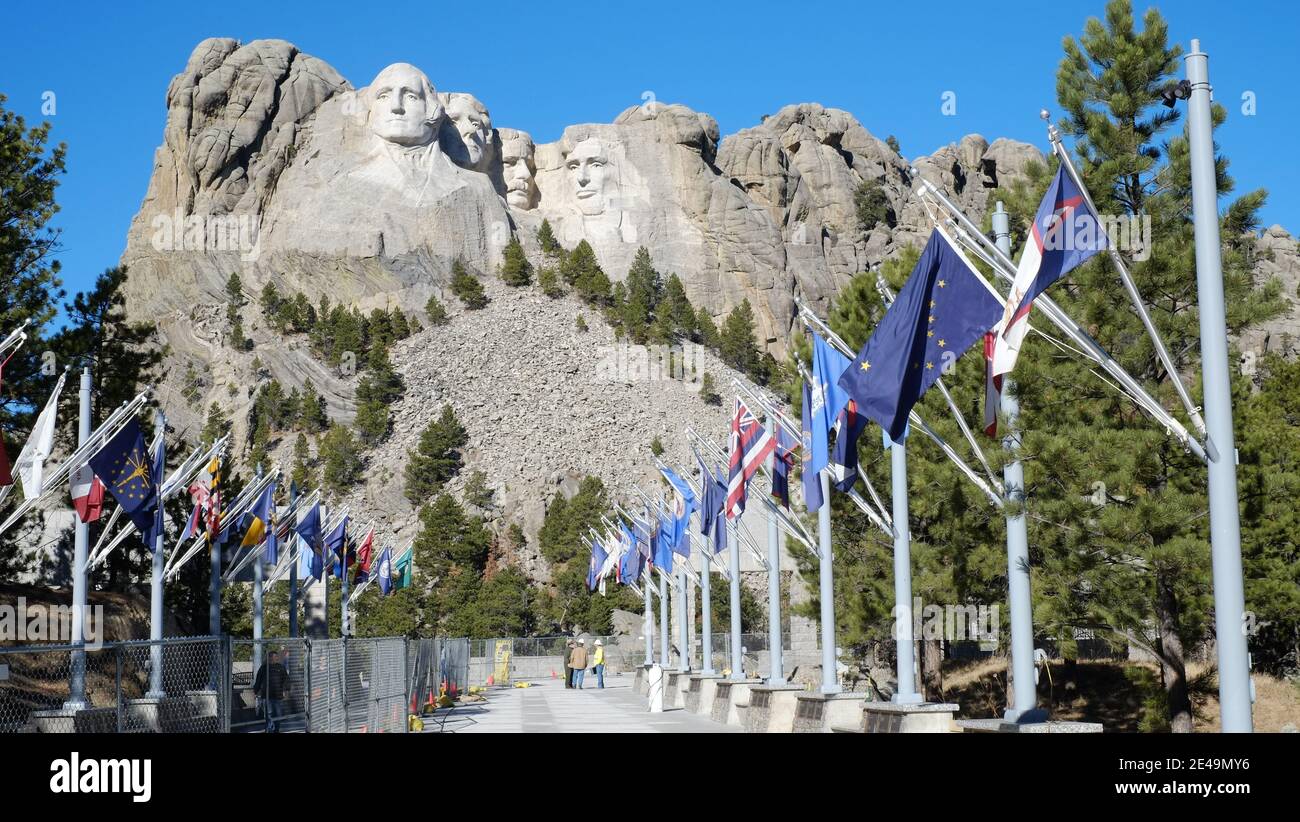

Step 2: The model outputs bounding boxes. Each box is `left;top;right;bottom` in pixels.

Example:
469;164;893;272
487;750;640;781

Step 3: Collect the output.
618;523;638;582
809;334;850;482
660;466;697;556
770;424;798;507
70;465;105;524
325;515;349;578
598;530;620;579
990;165;1107;385
179;481;207;541
829;401;870;493
800;380;825;513
295;502;322;580
240;480;277;549
87;417;159;543
725;398;774;520
838;230;1003;441
15;370;66;499
354;526;375;584
145;429;166;549
587;540;607;591
393;545;413;589
376;545;393;595
983;332;1001;436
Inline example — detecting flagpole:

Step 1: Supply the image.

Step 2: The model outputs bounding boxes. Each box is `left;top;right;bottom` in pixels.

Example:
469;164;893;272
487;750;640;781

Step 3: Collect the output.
889;436;920;703
207;454;221;689
288;483;299;638
658;568;670;667
147;409;166;699
816;472;839;694
766;501;785;685
1186;40;1252;732
727;517;743;680
677;561;690;672
993;202;1040;721
321;503;330;639
252;464;265;675
66;367;91;710
643;567;654;666
699;528;715;676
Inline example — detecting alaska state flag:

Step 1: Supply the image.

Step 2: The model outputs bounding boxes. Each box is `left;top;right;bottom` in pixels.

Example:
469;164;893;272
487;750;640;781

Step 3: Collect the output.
839;230;1002;441
88;417;160;545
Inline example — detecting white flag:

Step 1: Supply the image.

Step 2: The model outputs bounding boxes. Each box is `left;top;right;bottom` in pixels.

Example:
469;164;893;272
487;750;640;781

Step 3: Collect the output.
14;371;67;500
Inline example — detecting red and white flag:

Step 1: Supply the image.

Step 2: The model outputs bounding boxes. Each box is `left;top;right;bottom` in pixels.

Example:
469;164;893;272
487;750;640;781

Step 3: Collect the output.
725;398;774;520
70;464;105;523
982;332;1002;436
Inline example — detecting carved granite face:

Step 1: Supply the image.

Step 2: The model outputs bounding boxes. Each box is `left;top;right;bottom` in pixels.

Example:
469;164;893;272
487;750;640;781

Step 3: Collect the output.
499;129;537;210
367;63;441;147
445;94;492;168
566;137;614;216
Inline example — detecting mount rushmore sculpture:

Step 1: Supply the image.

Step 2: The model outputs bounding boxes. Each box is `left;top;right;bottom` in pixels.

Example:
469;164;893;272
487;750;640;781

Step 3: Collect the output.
121;38;1043;353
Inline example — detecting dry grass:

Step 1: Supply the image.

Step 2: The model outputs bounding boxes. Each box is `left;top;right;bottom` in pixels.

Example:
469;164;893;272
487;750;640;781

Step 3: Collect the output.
940;656;1300;732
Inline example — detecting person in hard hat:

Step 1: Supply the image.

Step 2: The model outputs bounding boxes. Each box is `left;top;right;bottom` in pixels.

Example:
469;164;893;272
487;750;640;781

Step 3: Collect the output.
592;639;606;689
570;639;589;689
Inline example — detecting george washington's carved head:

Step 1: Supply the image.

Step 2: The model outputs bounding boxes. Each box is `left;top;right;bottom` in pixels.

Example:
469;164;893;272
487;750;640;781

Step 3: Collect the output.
366;63;442;147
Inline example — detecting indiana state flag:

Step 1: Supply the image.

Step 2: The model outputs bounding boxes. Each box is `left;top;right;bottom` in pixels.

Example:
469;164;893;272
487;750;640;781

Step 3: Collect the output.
88;417;160;545
839;230;1003;441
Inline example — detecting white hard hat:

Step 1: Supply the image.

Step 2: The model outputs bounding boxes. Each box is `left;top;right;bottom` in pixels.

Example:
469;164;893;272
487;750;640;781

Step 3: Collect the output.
595;640;603;646
579;638;586;644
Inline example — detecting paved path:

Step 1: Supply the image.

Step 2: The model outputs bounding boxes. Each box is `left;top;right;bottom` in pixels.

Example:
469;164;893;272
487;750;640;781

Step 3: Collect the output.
426;674;738;733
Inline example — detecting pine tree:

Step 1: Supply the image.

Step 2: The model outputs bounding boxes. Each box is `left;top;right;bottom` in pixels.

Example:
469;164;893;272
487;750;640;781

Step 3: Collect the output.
290;431;315;490
719;299;763;381
404;404;469;504
389;308;411;340
662;273;697;339
538;266;564;298
450;258;488;309
425;294;449;326
536;219;561;255
699;372;722;406
499;236;532;286
622;246;661;343
413;493;492;630
695;306;720;349
854;178;891;233
298;379;328;432
562;241;611;305
319;423;363;493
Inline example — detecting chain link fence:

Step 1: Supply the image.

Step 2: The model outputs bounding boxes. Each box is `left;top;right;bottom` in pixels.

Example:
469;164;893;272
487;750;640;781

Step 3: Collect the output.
0;637;228;733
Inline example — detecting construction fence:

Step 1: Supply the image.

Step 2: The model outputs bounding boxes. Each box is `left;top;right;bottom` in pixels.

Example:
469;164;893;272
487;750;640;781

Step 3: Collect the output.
1;635;411;734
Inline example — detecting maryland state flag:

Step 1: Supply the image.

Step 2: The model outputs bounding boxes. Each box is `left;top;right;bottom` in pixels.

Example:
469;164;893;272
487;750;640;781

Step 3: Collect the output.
88;417;159;542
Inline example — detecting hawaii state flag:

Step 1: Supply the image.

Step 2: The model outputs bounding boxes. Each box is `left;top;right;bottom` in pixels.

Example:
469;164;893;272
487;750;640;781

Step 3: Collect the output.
70;464;105;523
725;398;774;520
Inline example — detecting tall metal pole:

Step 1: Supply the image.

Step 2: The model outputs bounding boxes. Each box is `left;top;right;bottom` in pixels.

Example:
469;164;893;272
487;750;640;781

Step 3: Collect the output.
766;501;785;685
252;464;264;675
700;548;715;675
147;410;166;699
817;473;839;694
890;439;920;703
993;202;1038;720
658;569;670;666
677;562;690;672
1186;39;1252;732
288;483;299;637
727;519;743;680
66;367;91;709
340;533;350;638
643;569;654;666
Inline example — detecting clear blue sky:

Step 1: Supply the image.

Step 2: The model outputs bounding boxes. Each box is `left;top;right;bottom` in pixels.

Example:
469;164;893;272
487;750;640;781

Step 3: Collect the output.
4;0;1297;311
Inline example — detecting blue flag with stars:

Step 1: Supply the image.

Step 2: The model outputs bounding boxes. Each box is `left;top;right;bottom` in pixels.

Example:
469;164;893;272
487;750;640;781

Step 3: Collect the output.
838;230;1002;441
88;417;161;548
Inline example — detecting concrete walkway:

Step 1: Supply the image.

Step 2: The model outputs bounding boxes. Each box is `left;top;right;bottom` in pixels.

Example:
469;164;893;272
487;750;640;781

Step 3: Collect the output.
425;674;738;733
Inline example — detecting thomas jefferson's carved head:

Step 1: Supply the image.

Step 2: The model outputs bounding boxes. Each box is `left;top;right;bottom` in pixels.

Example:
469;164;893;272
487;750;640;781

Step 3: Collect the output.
367;63;442;147
445;93;493;169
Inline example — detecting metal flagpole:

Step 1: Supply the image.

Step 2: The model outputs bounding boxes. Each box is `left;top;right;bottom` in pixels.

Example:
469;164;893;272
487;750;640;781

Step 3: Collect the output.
147;409;166;699
766;502;785;685
677;561;690;672
700;531;715;675
1186;39;1252;732
889;436;920;703
252;464;265;675
658;568;670;667
816;472;839;694
727;517;744;680
66;367;91;709
288;483;299;638
993;202;1039;720
321;503;330;638
643;568;654;665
